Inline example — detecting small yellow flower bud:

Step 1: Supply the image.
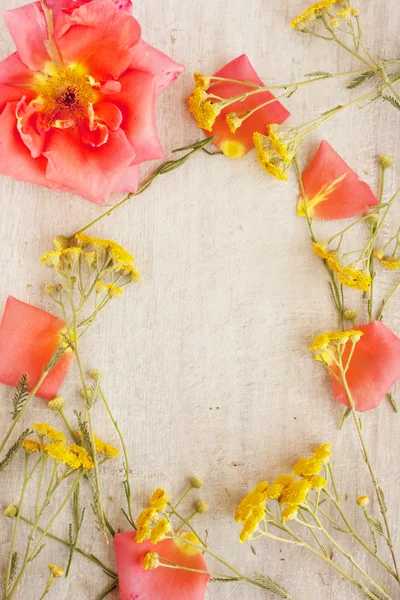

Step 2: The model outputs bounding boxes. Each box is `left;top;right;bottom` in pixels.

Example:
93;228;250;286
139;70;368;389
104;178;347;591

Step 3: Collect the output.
190;476;203;489
53;236;70;251
350;7;360;17
349;332;362;343
89;370;101;381
343;309;357;322
44;284;55;296
108;284;124;299
95;281;108;294
367;212;379;226
48;564;64;578
226;113;243;133
330;17;340;28
379;155;393;169
143;552;160;570
195;500;209;514
48;396;65;411
374;249;384;260
356;495;369;507
4;504;18;518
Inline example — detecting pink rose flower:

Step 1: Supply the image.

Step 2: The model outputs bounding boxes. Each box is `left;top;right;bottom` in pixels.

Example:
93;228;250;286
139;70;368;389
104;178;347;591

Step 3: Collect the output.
0;0;183;202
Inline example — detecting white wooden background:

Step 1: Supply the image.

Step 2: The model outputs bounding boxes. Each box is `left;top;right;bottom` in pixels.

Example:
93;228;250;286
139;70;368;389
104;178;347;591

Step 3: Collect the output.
1;1;400;599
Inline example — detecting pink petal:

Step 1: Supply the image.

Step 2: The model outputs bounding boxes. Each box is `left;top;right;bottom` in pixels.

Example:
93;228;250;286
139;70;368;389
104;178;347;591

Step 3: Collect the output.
114;532;210;600
0;102;51;189
0;53;36;113
114;70;164;164
129;39;184;94
330;322;400;412
203;54;290;156
56;0;141;81
100;80;122;94
4;2;49;71
16;97;47;158
0;296;74;400
110;164;140;193
299;141;379;220
43;127;135;202
61;0;132;13
94;101;123;131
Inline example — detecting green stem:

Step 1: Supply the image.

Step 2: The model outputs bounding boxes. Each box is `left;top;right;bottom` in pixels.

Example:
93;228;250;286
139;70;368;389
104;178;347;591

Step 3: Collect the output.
18;515;116;577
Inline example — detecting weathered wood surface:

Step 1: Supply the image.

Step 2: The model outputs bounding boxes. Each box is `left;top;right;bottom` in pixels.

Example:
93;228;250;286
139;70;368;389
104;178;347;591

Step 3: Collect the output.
1;0;400;598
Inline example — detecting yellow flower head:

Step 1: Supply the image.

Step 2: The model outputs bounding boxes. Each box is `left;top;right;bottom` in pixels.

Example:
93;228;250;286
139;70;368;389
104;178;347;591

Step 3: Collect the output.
68;444;94;470
107;284;124;299
309;330;363;352
291;0;337;30
226;113;243;133
306;475;328;490
193;72;210;90
75;234;134;265
188;88;221;131
292;457;322;477
267;125;292;164
279;479;311;506
22;439;41;454
174;532;202;556
143;552;160;570
282;505;299;521
136;524;151;543
356;495;369;507
150;518;170;544
274;474;294;487
253;132;290;181
312;242;328;259
337;266;371;291
45;442;82;470
48;564;64;578
266;483;284;499
92;434;120;459
330;17;340;28
377;255;400;271
137;508;157;529
116;263;141;282
149;488;169;511
239;504;265;543
313;443;332;463
33;423;66;443
337;7;352;18
48;396;65;411
40;251;62;268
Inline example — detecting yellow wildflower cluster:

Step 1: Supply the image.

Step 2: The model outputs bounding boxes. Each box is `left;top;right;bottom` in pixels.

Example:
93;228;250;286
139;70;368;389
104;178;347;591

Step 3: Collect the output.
312;243;371;291
136;488;171;544
75;233;134;265
310;330;363;352
143;552;160;570
337;7;359;18
45;441;94;470
40;247;82;272
291;0;337;30
188;87;221;132
235;445;330;540
77;431;119;459
226;113;243;134
33;423;66;443
95;281;124;298
253;131;290;181
193;72;211;90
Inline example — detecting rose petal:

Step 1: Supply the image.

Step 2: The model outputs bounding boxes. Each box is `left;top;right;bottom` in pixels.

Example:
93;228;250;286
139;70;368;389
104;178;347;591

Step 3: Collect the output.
16;96;47;158
0;102;51;188
114;70;164;164
299;141;379;220
330;322;400;412
129;39;184;94
114;532;210;600
43;127;135;202
110;164;140;193
0;296;74;400
56;0;141;81
0;53;36;113
203;54;290;157
94;101;123;130
4;2;49;71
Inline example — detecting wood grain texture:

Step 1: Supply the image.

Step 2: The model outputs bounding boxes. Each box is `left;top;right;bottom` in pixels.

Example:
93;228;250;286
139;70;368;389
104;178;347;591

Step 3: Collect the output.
1;0;400;598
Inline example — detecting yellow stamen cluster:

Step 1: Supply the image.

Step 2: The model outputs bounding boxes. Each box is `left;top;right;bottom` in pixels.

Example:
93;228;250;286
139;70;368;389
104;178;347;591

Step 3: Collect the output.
291;0;337;30
136;489;171;544
253;131;289;181
313;443;332;463
45;442;83;469
92;434;120;458
279;479;311;506
312;243;371;291
310;330;363;351
22;439;41;454
33;423;66;443
48;564;64;578
282;506;299;521
188;88;221;132
193;72;211;90
68;444;95;470
306;475;328;490
235;480;268;542
292;456;322;477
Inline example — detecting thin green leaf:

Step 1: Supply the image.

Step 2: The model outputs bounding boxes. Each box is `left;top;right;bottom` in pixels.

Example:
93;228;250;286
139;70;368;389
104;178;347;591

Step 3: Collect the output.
11;374;29;420
0;429;30;473
254;572;290;598
347;71;375;89
383;95;400;111
304;71;333;78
